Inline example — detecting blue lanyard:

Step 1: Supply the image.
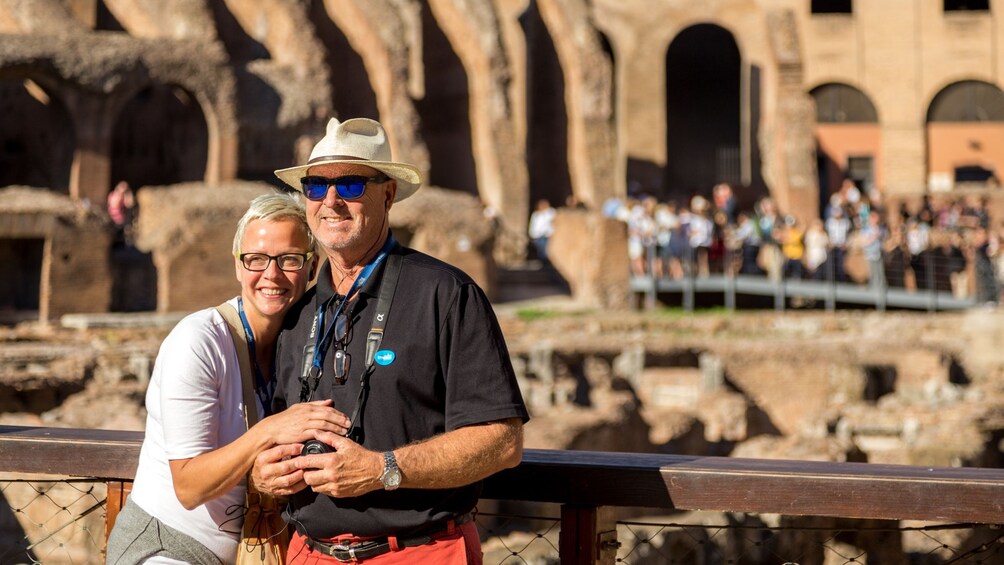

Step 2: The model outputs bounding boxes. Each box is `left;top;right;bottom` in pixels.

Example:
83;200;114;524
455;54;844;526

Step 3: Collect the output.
237;297;275;417
306;235;397;388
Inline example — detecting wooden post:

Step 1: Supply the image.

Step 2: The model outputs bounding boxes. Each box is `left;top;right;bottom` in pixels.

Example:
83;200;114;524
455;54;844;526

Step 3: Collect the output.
105;480;132;547
560;505;617;564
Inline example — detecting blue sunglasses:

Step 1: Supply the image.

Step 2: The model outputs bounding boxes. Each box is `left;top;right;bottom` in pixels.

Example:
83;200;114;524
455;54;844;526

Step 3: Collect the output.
300;174;389;201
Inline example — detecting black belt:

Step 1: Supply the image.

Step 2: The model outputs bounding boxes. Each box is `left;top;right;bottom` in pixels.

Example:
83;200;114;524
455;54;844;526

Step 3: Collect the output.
303;512;473;562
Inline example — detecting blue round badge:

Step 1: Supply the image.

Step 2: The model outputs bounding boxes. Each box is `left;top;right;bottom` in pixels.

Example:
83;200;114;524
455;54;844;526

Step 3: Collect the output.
375;350;396;366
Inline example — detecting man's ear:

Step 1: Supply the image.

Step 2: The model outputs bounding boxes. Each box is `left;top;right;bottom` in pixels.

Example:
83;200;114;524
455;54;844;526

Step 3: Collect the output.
386;179;397;210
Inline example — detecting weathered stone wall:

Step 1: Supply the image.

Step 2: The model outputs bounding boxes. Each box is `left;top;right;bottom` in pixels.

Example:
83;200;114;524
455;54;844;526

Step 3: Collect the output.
0;187;111;321
501;309;1004;469
133;182;270;312
390;186;497;296
46;216;113;320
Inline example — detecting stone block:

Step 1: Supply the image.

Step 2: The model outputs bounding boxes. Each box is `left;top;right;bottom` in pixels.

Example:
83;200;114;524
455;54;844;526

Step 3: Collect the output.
548;210;629;308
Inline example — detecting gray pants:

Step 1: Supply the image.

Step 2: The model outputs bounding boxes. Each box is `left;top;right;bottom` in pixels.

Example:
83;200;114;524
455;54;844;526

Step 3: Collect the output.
105;498;223;565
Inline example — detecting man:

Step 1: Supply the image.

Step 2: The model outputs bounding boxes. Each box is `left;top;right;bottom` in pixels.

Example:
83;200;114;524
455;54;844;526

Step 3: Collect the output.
254;117;529;564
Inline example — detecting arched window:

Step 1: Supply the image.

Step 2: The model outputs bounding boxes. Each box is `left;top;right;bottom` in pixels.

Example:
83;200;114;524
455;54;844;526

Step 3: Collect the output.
811;83;878;123
928;80;1004;122
0;78;74;192
111;83;208;188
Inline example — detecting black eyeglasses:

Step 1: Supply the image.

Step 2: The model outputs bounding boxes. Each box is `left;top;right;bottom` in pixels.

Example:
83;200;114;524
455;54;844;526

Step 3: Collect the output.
300;174;389;201
239;253;311;272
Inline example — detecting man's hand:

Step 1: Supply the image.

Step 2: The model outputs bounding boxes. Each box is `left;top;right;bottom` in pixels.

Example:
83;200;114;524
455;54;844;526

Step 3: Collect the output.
293;431;384;498
251;444;309;497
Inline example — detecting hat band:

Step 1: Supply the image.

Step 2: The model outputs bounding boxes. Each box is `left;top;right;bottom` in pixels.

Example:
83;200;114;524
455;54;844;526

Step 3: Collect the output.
307;154;369;164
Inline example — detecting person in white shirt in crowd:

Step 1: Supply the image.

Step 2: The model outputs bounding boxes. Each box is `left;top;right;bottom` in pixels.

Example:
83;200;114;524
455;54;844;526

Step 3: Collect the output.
688;196;714;278
528;198;557;264
803;219;830;280
654;201;680;279
733;210;762;275
905;217;931;290
627;196;658;276
825;204;852;283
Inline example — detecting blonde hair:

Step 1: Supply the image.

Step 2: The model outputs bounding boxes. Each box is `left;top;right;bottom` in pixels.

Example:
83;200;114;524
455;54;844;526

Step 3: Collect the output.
232;191;316;256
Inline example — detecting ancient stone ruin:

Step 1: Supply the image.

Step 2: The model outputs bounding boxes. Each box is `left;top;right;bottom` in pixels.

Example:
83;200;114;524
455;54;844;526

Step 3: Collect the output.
5;1;1002;321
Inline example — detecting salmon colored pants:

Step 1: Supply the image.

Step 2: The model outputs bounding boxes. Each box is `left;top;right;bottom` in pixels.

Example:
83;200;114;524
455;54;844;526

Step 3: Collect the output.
286;521;482;565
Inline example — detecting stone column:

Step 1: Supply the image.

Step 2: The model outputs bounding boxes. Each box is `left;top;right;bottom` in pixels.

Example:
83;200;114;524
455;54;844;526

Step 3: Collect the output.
65;93;112;205
766;9;818;222
323;0;429;174
427;0;528;262
535;0;617;208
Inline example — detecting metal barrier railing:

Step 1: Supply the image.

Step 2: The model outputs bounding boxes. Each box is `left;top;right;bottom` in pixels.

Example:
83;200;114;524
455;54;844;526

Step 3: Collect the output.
631;242;983;312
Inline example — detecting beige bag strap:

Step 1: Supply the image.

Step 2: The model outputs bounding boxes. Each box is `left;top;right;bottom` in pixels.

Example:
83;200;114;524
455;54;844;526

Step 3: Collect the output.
215;301;260;431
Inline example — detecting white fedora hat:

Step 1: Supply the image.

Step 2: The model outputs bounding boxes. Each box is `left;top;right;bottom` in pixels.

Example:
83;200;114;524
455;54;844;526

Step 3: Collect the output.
274;117;423;202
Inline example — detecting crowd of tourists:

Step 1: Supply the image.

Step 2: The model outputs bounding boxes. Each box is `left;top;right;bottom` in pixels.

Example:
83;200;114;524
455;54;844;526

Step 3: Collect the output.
601;181;1004;306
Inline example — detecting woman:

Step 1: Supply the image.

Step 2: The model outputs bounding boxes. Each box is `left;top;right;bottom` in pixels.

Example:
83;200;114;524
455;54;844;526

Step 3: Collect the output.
107;192;351;565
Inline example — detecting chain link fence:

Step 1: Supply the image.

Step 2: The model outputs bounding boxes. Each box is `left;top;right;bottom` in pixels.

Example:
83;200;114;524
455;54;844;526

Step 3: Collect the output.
2;479;1001;564
0;479;106;565
478;511;1003;564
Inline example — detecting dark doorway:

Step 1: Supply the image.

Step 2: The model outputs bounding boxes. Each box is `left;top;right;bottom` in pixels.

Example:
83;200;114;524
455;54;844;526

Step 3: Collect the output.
0;79;74;192
109;244;158;312
664;24;741;203
111;84;208;189
415;5;478;195
520;0;572;209
0;238;43;313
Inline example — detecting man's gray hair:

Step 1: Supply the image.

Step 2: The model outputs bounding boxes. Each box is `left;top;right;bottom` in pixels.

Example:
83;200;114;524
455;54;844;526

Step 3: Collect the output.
232;191;316;256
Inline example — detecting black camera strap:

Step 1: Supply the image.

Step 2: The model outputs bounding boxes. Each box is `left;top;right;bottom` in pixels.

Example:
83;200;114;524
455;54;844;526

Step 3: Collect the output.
298;236;396;402
345;252;402;443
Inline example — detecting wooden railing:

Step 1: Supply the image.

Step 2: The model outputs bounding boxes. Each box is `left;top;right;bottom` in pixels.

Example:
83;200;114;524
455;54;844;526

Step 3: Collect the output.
2;425;1003;564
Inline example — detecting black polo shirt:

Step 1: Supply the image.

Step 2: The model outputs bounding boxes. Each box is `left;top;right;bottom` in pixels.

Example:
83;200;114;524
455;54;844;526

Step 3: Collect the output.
273;238;529;539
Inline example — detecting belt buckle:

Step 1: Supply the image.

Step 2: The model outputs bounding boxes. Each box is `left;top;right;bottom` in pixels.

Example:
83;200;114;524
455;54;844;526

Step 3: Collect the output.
331;543;358;562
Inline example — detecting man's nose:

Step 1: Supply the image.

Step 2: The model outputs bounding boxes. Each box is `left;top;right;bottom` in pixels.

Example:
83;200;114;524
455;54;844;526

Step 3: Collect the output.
323;186;345;207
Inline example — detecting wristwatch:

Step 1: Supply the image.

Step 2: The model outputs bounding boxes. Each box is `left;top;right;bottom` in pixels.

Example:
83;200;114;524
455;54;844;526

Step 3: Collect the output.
380;451;402;490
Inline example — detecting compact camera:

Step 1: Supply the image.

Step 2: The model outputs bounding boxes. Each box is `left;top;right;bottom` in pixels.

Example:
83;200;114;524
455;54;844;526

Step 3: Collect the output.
300;440;334;456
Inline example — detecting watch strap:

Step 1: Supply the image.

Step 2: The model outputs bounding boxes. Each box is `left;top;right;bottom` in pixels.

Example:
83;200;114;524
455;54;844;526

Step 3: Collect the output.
380;451;401;490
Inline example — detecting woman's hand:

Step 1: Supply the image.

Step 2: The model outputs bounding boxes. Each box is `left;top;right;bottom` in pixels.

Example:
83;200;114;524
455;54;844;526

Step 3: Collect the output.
255;400;351;446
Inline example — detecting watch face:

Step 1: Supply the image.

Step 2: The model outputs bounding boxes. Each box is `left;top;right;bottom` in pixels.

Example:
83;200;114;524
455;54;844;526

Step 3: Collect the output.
381;468;402;489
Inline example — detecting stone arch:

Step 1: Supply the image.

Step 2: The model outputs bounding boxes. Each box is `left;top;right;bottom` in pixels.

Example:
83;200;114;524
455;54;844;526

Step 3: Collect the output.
110;82;209;189
309;1;378;122
810;82;881;206
415;3;478;195
207;1;330;182
664;23;741;204
925;80;1004;188
0;73;74;192
520;0;572;210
